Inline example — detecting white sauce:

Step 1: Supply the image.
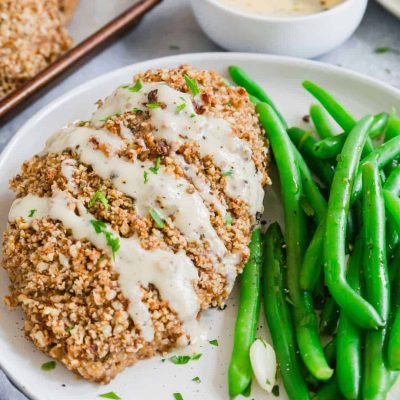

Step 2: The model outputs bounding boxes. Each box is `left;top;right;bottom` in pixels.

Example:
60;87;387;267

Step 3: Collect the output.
46;126;232;273
218;0;345;16
8;80;265;344
8;192;200;342
91;82;264;216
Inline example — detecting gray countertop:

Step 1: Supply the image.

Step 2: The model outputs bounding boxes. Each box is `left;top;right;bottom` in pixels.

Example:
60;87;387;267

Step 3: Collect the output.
0;0;399;399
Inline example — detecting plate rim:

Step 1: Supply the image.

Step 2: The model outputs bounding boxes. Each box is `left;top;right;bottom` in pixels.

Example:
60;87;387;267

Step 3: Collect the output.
1;51;400;400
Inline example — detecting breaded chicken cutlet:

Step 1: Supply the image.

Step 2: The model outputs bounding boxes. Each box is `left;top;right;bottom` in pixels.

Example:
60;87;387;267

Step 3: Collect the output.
2;65;269;383
0;0;77;98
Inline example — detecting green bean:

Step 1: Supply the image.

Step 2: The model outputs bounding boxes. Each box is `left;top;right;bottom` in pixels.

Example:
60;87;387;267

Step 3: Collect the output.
337;236;363;400
303;80;375;155
389;246;400;286
313;376;344;400
385;195;400;370
310;103;337;139
387;259;400;371
384;167;400;262
384;110;400;142
362;161;390;400
352;136;400;203
257;102;333;381
263;223;311;400
288;127;335;187
388;265;400;370
228;228;262;397
319;297;339;336
300;222;325;291
303;81;356;132
384;190;400;234
384;165;400;196
313;113;389;160
229;65;287;128
324;115;383;329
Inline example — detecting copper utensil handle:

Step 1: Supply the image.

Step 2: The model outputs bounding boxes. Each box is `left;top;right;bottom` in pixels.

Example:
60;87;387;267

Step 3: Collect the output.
0;0;162;121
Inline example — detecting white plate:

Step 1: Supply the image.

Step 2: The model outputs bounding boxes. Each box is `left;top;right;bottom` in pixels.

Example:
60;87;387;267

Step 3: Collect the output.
1;53;400;400
376;0;400;18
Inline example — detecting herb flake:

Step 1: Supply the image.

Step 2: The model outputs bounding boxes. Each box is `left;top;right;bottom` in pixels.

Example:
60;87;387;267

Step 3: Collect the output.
146;103;161;109
375;47;400;56
90;220;120;258
176;103;186;112
184;74;200;97
28;209;36;217
98;392;121;400
192;376;201;383
88;190;109;209
225;213;233;225
144;171;149;184
170;355;191;365
124;80;142;92
41;361;56;371
221;170;233;177
173;393;184;400
209;339;219;346
149;157;161;174
149;208;165;229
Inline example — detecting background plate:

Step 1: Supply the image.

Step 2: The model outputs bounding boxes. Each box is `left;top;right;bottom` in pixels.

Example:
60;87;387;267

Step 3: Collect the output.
1;53;400;400
376;0;400;18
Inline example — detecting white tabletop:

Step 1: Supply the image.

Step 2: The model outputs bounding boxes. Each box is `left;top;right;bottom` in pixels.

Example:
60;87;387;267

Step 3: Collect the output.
0;0;399;399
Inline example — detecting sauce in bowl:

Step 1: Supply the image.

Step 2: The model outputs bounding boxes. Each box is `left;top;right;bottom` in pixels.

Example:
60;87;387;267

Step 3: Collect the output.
217;0;346;17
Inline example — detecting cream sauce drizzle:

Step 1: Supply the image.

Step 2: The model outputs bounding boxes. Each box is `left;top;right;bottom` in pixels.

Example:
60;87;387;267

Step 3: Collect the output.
8;192;200;342
91;82;264;216
45;126;231;270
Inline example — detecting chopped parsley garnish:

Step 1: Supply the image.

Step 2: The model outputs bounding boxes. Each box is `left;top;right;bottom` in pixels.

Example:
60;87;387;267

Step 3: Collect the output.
132;107;141;113
90;220;120;258
209;339;219;346
105;232;121;257
221;170;233;177
41;361;56;371
123;79;142;92
375;47;400;56
149;157;161;174
66;326;75;332
192;376;201;383
161;358;166;362
190;113;196;118
173;393;184;400
79;120;89;126
28;209;36;217
146;103;161;109
184;74;200;97
88;190;109;209
143;170;149;184
98;392;121;400
176;103;186;112
225;213;233;225
170;355;191;365
100;113;120;122
170;353;202;364
149;208;165;229
91;219;107;234
272;385;280;396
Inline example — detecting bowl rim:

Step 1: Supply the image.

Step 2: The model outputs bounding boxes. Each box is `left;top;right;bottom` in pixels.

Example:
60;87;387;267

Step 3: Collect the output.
198;0;366;23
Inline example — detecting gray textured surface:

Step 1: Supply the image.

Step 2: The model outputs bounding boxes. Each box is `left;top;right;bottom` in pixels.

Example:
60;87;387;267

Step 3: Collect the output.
0;0;399;399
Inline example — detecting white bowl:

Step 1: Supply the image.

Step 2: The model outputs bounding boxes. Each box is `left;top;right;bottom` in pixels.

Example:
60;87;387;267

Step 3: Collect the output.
190;0;368;58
